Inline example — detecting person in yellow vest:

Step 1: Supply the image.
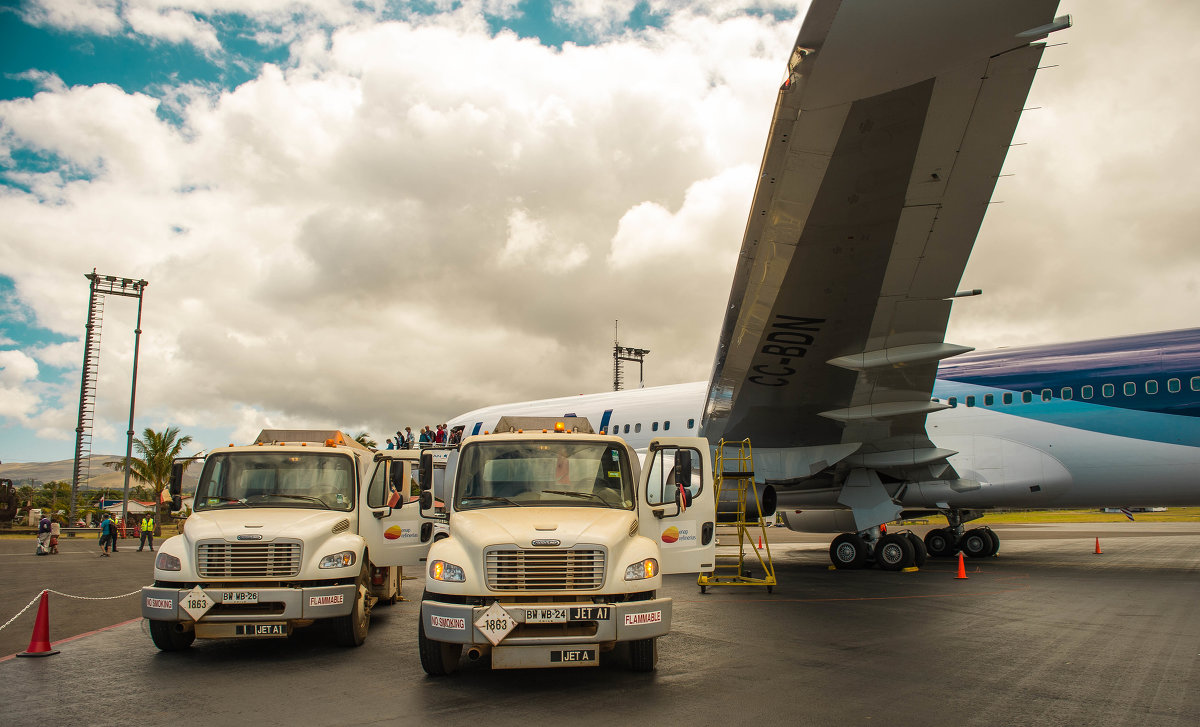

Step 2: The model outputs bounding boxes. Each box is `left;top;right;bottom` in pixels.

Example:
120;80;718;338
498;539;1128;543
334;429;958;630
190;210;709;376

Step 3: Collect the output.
138;512;156;552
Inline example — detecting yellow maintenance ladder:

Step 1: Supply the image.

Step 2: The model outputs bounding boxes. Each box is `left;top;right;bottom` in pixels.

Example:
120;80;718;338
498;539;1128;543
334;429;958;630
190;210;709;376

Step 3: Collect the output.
698;439;776;593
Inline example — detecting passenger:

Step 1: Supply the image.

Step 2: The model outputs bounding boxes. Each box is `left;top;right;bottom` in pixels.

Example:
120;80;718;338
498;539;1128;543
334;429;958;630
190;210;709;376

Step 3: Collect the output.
419;426;432;448
36;513;51;555
385;438;395;450
49;518;60;555
434;424;446;444
402;427;415;449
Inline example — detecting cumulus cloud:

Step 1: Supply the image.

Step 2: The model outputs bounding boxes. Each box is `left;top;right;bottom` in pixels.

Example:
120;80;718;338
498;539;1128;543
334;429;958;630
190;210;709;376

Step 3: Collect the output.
2;0;1199;461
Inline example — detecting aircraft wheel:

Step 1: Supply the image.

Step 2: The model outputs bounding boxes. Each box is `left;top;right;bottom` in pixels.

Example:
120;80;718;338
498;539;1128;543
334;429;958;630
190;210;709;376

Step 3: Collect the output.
982;528;1000;557
904;532;928;566
829;533;868;569
874;533;915;571
961;528;992;558
924;528;958;558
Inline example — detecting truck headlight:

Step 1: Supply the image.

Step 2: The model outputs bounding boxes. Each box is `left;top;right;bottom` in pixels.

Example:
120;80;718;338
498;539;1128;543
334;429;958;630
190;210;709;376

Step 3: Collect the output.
319;551;356;569
429;560;465;582
624;558;658;581
155;552;181;571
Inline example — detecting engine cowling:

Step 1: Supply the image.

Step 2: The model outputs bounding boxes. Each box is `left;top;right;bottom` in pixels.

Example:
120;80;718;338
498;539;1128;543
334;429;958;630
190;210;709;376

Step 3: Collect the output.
716;484;777;522
779;509;859;533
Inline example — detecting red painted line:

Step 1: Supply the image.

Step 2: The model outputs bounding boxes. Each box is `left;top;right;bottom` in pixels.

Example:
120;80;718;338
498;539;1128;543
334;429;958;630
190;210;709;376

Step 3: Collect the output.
1;617;143;663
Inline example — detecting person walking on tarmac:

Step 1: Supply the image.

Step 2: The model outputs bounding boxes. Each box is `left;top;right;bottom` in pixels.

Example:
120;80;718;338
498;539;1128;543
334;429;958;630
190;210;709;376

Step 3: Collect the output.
99;513;116;556
138;512;155;551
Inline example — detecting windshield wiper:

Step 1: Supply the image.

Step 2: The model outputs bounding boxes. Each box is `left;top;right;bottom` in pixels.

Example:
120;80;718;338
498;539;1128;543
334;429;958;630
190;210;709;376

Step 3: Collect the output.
245;493;328;505
461;495;523;507
543;489;608;503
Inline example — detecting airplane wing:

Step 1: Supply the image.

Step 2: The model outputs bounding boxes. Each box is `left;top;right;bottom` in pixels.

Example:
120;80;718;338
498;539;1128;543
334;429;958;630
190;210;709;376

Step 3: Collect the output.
701;0;1068;494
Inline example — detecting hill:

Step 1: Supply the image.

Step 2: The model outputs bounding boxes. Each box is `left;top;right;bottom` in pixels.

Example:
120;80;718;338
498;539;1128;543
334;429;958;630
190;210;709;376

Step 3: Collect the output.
0;455;202;492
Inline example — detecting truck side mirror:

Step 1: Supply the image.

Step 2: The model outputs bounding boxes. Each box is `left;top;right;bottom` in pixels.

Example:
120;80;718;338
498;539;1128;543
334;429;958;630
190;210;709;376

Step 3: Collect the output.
389;460;406;504
675;486;692;509
420;491;433;510
419;452;433;494
675;450;693;486
169;462;185;512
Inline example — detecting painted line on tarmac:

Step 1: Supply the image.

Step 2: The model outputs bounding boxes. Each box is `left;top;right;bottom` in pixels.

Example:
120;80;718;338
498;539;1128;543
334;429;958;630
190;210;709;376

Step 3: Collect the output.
680;573;1031;604
0;617;143;663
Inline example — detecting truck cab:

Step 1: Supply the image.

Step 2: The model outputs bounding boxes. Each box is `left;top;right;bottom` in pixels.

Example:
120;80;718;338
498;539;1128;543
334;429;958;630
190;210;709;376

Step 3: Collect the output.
142;429;433;650
417;416;716;673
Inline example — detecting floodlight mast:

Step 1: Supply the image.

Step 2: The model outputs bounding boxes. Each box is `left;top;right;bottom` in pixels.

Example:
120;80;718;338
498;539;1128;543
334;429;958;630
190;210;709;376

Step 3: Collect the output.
69;271;148;525
612;320;650;391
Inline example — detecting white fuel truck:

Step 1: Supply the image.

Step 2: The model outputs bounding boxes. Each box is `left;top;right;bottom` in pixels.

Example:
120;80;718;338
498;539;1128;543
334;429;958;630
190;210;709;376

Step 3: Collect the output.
141;430;433;650
416;416;716;673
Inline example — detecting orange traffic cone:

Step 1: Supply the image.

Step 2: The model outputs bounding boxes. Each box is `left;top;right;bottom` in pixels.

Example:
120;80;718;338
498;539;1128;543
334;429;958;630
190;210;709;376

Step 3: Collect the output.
1094;537;1102;554
757;536;763;550
17;590;59;657
955;552;968;579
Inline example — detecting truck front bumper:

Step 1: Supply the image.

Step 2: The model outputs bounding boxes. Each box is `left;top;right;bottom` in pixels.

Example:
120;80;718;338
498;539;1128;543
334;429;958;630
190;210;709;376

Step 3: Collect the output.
141;584;356;623
421;597;673;646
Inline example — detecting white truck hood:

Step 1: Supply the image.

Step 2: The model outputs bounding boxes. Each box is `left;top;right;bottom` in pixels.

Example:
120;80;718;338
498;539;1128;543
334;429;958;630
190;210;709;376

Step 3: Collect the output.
184;508;352;543
453;507;636;549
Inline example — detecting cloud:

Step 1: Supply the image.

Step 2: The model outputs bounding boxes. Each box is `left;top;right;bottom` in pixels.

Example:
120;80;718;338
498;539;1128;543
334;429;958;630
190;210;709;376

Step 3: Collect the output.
3;0;1199;461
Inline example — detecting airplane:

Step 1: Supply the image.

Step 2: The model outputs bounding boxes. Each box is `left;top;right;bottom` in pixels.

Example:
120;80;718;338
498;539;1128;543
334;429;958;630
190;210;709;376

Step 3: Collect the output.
448;0;1200;571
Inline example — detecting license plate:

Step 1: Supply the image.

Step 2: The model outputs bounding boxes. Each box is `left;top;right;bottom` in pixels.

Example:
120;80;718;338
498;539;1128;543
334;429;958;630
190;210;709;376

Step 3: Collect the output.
222;591;259;604
234;623;286;636
525;607;567;624
550;648;596;664
569;606;610;621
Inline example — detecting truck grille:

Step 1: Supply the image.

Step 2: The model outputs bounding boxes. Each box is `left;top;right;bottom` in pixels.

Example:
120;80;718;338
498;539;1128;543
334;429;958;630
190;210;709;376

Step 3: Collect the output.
197;540;302;578
484;547;605;591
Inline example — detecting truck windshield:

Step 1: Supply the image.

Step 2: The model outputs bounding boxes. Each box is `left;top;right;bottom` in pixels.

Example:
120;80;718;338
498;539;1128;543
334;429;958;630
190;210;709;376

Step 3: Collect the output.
455;441;634;511
194;452;355;512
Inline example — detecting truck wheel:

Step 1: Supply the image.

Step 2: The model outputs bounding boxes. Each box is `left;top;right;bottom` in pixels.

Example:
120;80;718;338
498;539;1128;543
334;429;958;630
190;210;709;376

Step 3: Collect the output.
332;563;371;647
418;603;462;676
149;620;195;651
628;637;658;672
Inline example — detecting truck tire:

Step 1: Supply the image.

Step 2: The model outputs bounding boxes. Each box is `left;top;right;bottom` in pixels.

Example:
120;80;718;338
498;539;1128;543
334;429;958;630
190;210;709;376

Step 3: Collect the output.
418;598;462;676
332;562;371;647
628;637;658;672
149;620;195;651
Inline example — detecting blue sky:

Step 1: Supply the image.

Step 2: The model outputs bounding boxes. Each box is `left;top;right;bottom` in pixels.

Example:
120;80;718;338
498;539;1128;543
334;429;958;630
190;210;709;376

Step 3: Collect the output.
1;0;1198;466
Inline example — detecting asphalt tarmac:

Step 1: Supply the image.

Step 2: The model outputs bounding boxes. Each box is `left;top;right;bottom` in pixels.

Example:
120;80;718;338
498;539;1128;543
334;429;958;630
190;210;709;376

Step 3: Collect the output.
2;523;1198;726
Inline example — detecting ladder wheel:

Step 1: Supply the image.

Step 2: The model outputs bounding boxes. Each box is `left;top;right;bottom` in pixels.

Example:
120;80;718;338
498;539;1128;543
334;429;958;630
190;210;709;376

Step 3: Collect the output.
699;585;707;594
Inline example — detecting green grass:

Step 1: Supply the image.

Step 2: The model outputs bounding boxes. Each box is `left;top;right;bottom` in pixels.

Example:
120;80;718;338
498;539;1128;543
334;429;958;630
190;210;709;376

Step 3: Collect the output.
973;507;1200;524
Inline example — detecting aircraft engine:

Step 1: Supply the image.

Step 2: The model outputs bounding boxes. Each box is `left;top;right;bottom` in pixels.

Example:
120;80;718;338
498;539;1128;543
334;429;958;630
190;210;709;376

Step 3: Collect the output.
716;483;777;522
779;509;860;533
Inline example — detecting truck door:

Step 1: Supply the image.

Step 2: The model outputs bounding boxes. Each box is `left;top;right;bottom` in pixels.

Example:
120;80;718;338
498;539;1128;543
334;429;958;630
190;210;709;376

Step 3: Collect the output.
360;454;427;567
637;437;716;575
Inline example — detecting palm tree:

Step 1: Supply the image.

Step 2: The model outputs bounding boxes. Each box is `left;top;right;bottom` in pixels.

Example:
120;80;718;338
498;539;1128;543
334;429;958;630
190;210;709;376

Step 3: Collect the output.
354;432;377;449
104;426;196;526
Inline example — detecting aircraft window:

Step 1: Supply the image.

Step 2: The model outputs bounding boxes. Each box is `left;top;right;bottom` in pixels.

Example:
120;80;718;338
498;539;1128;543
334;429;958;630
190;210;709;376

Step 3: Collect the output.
1191;376;1200;391
1022;391;1032;404
1168;378;1181;393
1042;389;1052;401
984;394;994;406
663;421;670;431
1061;387;1073;400
1123;382;1136;396
623;424;629;434
1082;385;1093;399
635;423;642;433
1146;380;1159;395
1003;392;1013;405
1102;384;1115;398
687;418;695;429
966;395;975;407
948;397;957;407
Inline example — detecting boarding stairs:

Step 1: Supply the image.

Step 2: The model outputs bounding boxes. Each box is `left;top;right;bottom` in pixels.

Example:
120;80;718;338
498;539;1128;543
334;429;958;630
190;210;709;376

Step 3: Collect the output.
698;439;776;593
